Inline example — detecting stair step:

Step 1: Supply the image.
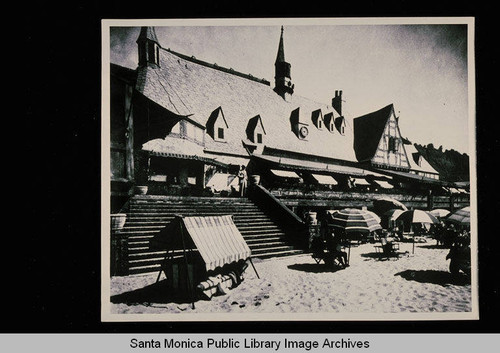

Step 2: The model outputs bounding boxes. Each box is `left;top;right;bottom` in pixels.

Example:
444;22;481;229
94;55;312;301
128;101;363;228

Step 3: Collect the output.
245;236;286;243
254;249;305;259
237;223;280;230
251;245;295;254
114;196;306;275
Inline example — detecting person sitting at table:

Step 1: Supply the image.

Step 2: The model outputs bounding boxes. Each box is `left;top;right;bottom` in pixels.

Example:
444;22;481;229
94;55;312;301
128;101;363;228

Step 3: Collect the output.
325;228;349;268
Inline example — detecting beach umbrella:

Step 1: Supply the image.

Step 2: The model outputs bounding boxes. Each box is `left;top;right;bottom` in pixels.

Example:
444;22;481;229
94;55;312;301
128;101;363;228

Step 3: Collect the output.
366;210;381;224
381;209;404;229
396;209;439;225
373;197;408;215
396;209;439;254
328;208;382;234
430;209;450;219
446;206;470;227
327;208;382;264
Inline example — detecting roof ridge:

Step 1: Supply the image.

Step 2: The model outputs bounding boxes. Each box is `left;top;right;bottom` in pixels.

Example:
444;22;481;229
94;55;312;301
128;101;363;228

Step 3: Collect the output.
163;47;271;86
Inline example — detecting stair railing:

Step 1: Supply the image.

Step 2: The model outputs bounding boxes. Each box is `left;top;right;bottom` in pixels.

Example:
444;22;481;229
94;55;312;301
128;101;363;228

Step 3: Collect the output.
248;184;308;248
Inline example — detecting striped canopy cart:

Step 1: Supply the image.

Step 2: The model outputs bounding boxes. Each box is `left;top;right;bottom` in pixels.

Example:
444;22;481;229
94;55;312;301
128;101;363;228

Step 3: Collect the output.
149;215;258;307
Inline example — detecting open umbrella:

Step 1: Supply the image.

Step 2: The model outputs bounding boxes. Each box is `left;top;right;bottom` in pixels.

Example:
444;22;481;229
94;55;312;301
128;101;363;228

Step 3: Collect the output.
381;208;404;229
366;210;381;224
396;209;439;254
328;208;382;234
430;209;450;219
446;206;470;227
396;209;439;225
373;197;408;215
326;208;382;263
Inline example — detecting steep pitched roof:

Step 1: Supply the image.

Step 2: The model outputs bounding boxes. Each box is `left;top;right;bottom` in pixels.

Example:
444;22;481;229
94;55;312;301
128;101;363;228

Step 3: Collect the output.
405;143;439;174
353;104;395;162
134;46;357;162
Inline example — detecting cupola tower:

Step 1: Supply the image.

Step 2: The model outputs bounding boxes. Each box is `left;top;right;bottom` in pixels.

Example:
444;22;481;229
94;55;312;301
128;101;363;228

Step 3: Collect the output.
274;26;294;101
137;26;160;68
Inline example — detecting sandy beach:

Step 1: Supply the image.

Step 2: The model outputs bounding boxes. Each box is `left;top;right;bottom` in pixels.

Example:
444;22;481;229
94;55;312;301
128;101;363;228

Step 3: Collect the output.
108;241;472;318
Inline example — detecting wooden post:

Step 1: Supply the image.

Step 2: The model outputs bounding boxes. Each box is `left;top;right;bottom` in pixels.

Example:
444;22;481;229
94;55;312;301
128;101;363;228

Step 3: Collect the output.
248;258;260;279
156;249;171;283
179;221;196;309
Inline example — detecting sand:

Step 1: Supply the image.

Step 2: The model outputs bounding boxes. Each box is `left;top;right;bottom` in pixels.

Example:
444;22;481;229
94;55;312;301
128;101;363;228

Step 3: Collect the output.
109;241;472;317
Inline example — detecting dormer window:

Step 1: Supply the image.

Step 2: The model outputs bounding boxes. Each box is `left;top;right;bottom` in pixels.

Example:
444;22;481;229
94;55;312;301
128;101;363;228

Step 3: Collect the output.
311;109;324;130
323;112;335;133
218;127;225;140
334;116;346;135
206;107;229;142
246;115;266;144
413;152;422;166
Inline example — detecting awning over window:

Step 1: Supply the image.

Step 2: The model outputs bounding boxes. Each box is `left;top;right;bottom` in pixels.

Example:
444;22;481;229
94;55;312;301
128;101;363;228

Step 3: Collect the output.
206;173;237;192
353;177;370;186
270;169;301;179
311;173;338;185
373;180;394;189
254;154;373;177
210;154;250;167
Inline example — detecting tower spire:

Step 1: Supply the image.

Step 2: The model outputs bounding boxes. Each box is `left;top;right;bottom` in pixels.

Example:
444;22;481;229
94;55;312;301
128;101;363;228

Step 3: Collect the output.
276;26;285;63
274;26;294;101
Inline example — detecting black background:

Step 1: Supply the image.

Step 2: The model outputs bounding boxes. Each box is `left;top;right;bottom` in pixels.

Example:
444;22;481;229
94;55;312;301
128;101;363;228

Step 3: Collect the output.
12;0;499;334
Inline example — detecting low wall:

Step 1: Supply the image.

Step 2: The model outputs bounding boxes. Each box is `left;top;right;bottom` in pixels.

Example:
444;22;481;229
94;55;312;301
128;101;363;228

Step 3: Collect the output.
271;189;469;211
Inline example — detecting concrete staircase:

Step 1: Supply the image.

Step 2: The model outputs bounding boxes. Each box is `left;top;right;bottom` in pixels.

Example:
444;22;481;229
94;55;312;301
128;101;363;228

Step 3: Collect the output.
116;195;304;275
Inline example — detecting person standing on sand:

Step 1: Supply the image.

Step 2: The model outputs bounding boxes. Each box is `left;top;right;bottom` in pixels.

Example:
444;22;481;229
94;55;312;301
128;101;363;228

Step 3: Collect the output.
237;165;248;197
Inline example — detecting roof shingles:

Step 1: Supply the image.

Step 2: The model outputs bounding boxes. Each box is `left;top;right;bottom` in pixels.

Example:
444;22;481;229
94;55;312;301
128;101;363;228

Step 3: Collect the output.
135;47;357;162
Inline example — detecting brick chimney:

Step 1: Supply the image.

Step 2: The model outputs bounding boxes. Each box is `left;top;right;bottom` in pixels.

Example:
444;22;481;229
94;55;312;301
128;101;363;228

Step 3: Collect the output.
332;90;342;116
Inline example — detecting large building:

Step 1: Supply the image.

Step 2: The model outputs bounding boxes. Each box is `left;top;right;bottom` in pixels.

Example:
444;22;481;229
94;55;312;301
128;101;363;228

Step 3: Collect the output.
110;26;450;211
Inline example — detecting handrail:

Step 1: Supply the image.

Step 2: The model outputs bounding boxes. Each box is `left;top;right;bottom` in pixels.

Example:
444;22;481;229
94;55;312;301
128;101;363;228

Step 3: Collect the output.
249;184;305;226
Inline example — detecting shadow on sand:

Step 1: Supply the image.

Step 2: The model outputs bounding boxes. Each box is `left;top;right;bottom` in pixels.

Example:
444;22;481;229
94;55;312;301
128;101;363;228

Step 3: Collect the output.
111;279;196;306
418;244;449;250
360;252;383;260
287;263;345;273
360;252;407;261
395;269;470;287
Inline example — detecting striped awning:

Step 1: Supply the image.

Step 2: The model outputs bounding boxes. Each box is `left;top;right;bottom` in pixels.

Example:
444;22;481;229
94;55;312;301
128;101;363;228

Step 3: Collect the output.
149;215;251;272
311;173;338;185
183;215;251;271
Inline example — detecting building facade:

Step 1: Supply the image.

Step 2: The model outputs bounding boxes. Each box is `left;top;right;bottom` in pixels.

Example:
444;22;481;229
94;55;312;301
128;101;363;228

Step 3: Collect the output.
110;26;452;212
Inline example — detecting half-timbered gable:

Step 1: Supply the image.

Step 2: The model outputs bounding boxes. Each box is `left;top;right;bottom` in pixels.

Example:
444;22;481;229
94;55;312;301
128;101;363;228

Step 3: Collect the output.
353;104;410;171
